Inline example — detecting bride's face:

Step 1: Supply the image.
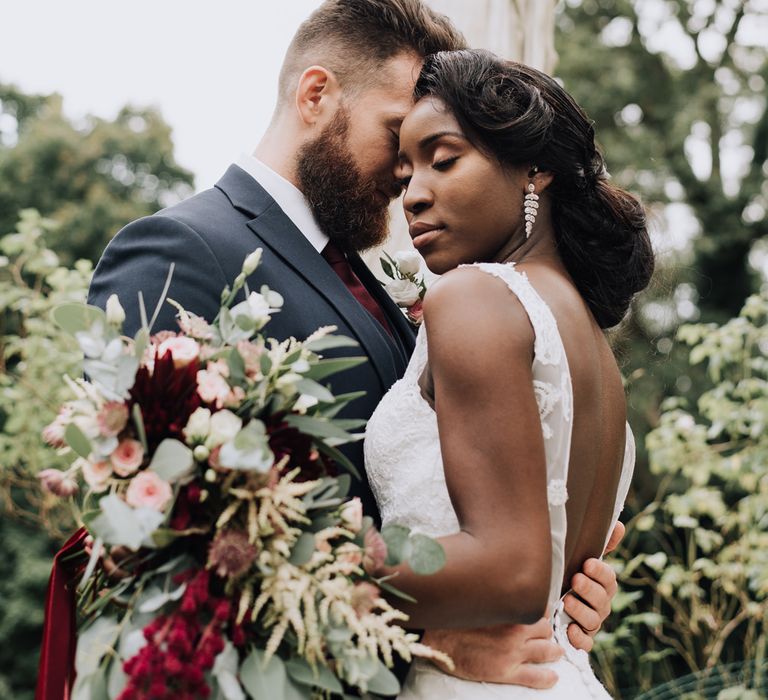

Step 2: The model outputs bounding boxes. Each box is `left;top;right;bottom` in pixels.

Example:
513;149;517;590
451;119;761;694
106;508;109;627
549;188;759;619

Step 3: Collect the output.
396;97;526;275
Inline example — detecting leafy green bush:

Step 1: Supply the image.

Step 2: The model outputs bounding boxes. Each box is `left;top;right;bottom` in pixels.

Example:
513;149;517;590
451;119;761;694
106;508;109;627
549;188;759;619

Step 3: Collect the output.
594;292;768;697
0;209;91;697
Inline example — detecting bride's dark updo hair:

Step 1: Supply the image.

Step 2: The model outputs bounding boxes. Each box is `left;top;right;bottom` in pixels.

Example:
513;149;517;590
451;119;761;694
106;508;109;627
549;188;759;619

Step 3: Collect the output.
414;49;654;329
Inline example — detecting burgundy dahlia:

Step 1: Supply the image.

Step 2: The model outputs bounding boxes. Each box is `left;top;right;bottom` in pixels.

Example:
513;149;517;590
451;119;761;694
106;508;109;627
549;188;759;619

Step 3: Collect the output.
129;350;201;452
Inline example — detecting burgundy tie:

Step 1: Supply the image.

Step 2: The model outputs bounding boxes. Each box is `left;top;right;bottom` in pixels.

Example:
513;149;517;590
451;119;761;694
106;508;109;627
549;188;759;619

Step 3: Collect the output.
322;241;393;337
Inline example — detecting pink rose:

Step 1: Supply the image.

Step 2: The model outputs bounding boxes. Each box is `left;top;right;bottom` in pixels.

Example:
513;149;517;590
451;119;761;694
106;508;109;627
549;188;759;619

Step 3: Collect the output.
97;401;129;437
38;469;78;497
363;528;388;576
236;340;264;379
126;471;173;512
335;542;363;567
42;420;67;448
407;299;424;325
350;582;381;617
157;336;200;369
81;459;113;492
111;439;145;477
339;497;364;534
196;367;232;408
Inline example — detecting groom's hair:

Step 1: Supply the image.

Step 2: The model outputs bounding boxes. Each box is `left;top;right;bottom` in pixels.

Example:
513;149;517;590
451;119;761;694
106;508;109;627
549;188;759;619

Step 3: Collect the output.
277;0;465;107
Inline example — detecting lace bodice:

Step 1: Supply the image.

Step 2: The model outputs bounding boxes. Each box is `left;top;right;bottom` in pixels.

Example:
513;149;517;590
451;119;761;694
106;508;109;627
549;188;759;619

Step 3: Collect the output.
364;262;635;613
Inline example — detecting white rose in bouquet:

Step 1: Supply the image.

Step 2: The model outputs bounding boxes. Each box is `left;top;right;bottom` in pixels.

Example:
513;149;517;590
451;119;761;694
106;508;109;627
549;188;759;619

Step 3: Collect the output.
385;278;420;307
394;250;422;276
208;410;243;447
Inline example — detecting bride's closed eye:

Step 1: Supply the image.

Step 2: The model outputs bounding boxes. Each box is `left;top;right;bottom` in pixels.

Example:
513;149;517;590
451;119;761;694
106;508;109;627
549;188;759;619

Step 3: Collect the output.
432;155;459;171
397;156;460;191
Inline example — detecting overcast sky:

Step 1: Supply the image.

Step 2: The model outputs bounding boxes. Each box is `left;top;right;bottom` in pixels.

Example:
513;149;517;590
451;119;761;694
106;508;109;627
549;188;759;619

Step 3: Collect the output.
3;0;324;190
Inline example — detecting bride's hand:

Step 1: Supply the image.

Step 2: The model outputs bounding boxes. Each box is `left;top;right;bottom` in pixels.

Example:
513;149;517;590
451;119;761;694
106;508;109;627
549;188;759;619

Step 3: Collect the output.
422;617;563;688
563;522;624;651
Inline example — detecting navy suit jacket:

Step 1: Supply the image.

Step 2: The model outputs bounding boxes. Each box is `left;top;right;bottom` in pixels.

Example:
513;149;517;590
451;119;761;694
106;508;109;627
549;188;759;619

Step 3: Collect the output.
88;164;417;524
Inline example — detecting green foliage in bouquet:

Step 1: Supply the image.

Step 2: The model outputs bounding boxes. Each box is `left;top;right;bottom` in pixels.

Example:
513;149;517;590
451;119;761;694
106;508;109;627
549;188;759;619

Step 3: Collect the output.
592;292;768;697
0;209;93;698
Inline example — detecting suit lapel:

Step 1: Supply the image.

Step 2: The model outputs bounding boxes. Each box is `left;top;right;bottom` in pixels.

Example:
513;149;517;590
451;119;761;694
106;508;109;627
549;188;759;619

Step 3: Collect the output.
216;165;402;392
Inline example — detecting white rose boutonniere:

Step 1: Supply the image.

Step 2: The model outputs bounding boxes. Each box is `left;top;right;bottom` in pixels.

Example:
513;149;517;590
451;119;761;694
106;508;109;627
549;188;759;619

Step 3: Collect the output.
380;250;427;325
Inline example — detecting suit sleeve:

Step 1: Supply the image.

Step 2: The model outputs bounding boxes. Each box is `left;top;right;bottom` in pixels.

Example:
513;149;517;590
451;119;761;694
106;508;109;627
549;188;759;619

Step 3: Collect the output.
87;215;229;337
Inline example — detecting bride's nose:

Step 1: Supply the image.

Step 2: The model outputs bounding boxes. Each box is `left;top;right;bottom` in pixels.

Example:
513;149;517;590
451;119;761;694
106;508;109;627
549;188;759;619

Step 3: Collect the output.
403;175;433;217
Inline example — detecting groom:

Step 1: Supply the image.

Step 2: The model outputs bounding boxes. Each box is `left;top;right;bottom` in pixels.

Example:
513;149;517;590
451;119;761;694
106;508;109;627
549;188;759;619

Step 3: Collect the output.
75;0;617;690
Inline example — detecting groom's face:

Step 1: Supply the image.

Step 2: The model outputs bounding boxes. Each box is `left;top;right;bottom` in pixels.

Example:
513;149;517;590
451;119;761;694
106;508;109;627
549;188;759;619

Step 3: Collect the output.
296;52;422;251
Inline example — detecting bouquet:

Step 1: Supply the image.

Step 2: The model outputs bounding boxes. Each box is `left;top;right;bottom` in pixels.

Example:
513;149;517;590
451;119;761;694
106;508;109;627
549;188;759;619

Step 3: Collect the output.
379;251;427;325
39;250;449;699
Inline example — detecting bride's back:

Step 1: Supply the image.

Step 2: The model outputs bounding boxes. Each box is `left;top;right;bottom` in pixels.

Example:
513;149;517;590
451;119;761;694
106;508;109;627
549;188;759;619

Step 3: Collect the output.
519;262;628;591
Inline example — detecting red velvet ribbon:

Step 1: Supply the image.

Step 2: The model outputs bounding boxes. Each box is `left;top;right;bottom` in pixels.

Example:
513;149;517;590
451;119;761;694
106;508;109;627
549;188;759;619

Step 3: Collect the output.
36;527;87;700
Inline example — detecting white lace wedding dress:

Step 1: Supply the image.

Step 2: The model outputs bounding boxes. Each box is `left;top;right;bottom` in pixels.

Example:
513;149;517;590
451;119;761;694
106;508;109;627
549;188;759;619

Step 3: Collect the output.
364;263;635;699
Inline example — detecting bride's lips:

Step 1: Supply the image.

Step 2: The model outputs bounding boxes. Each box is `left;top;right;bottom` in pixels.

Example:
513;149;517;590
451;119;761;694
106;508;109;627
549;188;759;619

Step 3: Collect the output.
409;221;445;250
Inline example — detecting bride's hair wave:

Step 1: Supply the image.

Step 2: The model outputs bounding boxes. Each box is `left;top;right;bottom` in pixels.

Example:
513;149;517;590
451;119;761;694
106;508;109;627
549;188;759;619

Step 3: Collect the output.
414;49;654;329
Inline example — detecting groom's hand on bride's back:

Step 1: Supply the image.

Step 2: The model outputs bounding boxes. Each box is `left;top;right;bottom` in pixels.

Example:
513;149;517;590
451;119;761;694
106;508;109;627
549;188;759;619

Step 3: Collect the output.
422;618;562;688
563;521;625;652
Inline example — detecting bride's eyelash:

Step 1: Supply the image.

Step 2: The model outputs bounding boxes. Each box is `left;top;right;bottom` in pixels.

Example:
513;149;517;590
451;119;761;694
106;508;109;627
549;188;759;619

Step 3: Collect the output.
398;175;412;190
433;156;459;171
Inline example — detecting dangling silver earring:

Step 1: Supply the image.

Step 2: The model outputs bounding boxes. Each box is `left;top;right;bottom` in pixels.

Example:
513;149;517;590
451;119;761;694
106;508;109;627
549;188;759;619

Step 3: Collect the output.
524;182;539;239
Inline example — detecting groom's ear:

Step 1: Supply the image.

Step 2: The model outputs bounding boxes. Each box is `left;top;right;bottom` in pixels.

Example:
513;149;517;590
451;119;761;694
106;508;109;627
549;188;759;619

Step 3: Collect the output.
295;66;342;127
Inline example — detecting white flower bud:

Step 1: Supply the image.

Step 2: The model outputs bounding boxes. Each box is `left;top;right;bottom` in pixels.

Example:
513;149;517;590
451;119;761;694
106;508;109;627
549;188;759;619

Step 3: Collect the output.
205;468;217;483
242;248;263;276
105;294;126;327
394;250;422;277
193;444;210;461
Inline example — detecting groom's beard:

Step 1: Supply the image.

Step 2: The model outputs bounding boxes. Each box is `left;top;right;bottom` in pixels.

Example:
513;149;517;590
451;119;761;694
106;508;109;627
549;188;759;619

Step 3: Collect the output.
296;108;392;253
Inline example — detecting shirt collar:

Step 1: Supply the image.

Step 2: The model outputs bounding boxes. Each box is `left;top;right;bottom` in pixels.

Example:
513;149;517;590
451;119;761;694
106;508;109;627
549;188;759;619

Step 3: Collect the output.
236;153;329;253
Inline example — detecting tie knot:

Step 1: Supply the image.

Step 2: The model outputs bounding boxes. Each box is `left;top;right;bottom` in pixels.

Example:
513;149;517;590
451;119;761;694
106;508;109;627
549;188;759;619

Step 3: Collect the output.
321;241;346;266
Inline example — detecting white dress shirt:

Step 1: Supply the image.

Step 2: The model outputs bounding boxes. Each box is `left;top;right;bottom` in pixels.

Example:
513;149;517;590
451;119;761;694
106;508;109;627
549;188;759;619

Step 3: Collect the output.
236;154;329;253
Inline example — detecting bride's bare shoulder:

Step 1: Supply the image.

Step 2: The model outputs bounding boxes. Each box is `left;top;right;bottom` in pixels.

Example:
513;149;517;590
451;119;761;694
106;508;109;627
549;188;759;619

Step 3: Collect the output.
422;265;535;355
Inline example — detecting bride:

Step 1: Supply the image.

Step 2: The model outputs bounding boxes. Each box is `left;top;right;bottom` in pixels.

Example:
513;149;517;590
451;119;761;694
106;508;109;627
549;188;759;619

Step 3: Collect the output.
364;49;654;698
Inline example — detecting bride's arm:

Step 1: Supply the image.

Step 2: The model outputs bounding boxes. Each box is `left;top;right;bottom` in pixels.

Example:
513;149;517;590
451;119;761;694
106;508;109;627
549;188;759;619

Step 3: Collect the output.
378;268;553;629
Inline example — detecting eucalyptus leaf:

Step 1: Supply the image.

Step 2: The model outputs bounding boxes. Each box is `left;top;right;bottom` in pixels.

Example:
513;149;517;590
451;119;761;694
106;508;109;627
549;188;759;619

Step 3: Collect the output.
366;659;401;696
107;655;128;699
381;524;410;566
406;534;446;575
148;438;194;483
289;532;316;567
240;649;287;699
304;335;360;352
304;358;367;382
294;378;335;403
75;616;120;678
285;657;343;694
52;302;106;336
65;422;93;459
314;440;361;480
285;414;356;442
227;347;247;386
212;641;246;700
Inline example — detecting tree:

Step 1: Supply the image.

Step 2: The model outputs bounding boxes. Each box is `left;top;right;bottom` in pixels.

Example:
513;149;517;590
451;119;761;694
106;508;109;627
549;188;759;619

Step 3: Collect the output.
0;83;195;264
556;0;767;321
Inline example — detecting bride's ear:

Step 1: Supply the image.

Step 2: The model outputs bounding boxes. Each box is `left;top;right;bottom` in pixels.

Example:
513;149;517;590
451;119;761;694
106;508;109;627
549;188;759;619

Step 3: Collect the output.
528;167;554;194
